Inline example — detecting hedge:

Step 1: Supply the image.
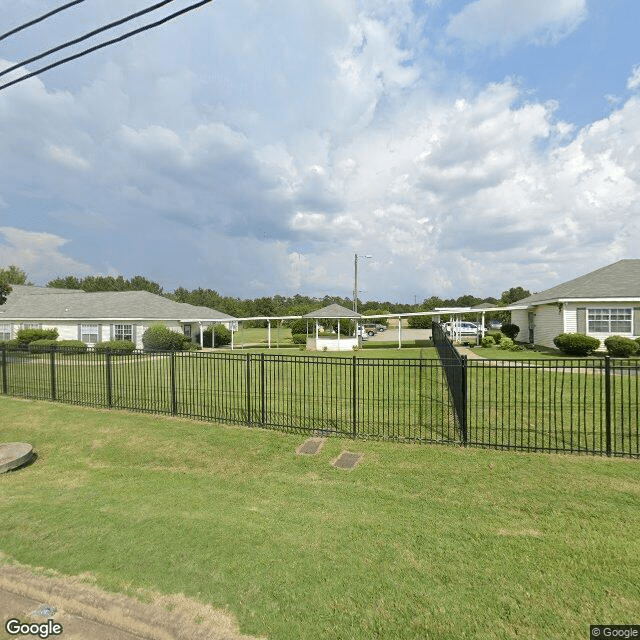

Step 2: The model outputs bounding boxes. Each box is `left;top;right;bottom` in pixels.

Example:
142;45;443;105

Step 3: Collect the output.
553;333;600;356
604;335;639;358
94;340;136;354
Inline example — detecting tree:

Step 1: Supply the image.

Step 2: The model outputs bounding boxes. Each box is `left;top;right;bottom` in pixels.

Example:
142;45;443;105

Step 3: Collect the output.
500;287;531;305
0;265;30;285
0;281;11;305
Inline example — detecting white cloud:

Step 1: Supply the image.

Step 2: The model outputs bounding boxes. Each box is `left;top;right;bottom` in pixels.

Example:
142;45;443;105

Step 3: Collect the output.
0;227;92;283
628;65;640;91
446;0;587;50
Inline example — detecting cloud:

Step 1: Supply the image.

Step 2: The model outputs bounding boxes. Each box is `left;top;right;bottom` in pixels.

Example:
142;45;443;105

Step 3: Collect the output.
0;227;92;283
628;65;640;91
446;0;587;50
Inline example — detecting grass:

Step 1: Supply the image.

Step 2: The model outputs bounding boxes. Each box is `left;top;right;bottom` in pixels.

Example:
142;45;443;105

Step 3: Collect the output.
1;397;639;639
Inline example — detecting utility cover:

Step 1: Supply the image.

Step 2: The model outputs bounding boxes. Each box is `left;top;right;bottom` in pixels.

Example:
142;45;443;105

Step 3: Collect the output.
296;438;324;455
332;451;362;470
0;443;34;473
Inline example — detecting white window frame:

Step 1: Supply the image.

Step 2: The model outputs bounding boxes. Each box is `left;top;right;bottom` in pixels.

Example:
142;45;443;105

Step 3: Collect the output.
21;323;42;329
80;324;99;344
113;324;133;342
587;308;632;334
0;323;11;341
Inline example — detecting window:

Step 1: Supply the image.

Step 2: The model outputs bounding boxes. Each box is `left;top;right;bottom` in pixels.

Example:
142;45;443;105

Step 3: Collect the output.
588;308;632;334
0;324;11;341
113;324;133;341
80;324;99;344
183;324;192;338
21;323;41;329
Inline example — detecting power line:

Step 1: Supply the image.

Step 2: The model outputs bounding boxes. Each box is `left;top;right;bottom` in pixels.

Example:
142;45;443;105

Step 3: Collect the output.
0;0;213;92
0;0;89;43
0;0;179;80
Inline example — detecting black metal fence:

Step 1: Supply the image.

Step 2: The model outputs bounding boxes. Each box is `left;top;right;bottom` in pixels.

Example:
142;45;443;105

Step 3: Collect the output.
1;341;639;458
432;323;640;458
0;346;459;444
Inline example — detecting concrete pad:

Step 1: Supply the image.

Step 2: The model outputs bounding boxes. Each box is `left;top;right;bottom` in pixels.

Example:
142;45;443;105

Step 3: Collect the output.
296;437;324;455
332;451;362;470
0;443;34;473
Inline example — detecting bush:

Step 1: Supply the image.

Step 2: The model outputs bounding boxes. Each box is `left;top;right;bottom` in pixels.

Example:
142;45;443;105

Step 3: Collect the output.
95;340;136;354
195;325;232;348
16;328;58;344
407;315;432;329
500;323;520;340
604;335;639;358
57;340;88;353
28;339;58;352
553;333;600;356
288;319;312;335
481;336;496;348
291;333;307;345
498;337;514;350
142;324;190;351
0;339;23;350
486;331;503;344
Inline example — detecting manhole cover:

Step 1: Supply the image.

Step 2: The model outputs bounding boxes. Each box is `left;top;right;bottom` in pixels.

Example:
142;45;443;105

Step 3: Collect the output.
0;443;34;473
332;451;362;470
296;438;324;455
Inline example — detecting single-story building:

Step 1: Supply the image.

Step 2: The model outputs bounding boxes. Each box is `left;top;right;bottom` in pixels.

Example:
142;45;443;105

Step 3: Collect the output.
509;259;640;349
0;285;236;349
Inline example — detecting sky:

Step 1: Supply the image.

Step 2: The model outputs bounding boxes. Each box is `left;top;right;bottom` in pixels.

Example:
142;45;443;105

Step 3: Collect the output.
0;0;639;303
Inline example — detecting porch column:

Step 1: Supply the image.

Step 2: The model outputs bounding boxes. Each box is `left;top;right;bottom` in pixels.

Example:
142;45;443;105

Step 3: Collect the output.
397;316;402;349
267;319;271;348
199;321;203;348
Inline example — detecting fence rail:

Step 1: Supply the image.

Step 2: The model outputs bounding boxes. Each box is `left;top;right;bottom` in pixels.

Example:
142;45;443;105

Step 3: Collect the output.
1;343;639;458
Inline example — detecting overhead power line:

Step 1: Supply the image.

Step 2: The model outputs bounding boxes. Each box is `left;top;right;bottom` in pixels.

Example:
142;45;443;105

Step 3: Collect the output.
0;0;89;43
0;0;179;80
0;0;213;92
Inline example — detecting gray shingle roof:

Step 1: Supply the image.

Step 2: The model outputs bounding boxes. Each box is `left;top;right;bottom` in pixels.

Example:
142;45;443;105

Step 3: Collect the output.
517;260;640;305
303;303;361;319
0;288;235;321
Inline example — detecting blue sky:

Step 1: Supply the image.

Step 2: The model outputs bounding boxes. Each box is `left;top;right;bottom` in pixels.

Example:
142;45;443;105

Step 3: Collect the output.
0;0;639;302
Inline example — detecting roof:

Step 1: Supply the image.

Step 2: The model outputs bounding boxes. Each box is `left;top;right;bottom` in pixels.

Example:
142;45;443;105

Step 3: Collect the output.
0;287;235;322
303;303;361;319
516;260;640;306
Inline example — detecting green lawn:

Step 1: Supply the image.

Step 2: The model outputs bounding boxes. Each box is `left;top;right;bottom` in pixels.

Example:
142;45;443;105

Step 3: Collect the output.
1;397;639;639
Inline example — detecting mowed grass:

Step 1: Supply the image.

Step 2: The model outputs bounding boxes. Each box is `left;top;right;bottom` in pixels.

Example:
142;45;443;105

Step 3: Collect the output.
1;397;639;640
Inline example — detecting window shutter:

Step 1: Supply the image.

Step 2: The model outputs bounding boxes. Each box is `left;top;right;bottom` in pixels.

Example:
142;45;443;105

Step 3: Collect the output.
634;308;640;336
97;323;102;343
131;325;137;347
77;325;82;340
110;325;114;340
577;308;586;334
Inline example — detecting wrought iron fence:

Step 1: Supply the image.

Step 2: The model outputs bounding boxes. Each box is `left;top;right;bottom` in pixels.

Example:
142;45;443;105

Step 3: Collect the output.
432;322;640;458
1;341;639;458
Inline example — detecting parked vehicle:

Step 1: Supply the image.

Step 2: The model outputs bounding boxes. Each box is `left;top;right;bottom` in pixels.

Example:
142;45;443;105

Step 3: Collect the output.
443;321;479;336
362;323;385;336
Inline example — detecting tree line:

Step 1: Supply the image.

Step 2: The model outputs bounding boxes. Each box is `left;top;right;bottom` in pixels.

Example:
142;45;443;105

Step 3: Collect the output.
0;265;531;320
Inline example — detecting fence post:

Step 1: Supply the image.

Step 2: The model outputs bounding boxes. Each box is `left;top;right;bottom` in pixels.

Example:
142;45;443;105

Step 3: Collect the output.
50;348;57;401
352;356;357;438
170;351;177;415
459;355;468;446
604;356;612;457
260;352;266;426
1;346;7;395
105;349;113;408
246;353;252;426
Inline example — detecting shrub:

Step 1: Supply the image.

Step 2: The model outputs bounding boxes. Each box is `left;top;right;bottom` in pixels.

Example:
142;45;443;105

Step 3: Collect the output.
500;323;520;340
498;337;514;350
291;333;307;345
195;325;232;348
553;333;600;356
288;319;312;335
142;324;190;351
28;339;58;352
604;335;639;358
58;340;88;353
486;331;503;344
0;339;23;350
481;336;496;348
16;328;58;344
95;340;136;354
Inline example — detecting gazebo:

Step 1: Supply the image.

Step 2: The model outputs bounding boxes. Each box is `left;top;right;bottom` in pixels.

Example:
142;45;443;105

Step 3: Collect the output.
303;304;362;351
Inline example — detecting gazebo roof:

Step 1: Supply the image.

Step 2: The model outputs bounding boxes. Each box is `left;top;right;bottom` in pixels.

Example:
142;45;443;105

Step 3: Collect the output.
303;303;361;319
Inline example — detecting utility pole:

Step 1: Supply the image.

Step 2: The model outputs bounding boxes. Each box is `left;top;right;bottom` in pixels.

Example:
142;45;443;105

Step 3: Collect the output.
353;253;372;313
